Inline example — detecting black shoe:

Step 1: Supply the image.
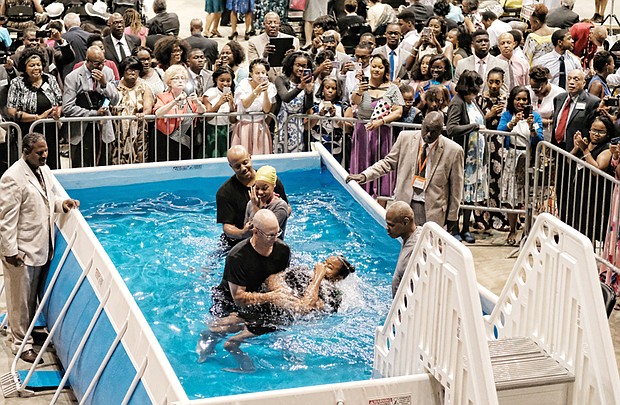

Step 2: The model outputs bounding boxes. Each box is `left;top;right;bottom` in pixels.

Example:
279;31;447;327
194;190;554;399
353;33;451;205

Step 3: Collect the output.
20;349;43;364
461;232;475;243
228;32;238;41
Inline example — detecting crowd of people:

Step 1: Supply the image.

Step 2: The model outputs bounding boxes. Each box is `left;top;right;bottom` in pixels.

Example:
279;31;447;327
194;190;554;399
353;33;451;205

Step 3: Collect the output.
2;0;620;366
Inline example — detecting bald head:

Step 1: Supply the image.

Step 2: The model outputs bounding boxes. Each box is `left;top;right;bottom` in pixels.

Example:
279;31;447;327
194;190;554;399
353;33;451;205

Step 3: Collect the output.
591;26;608;45
498;32;515;58
190;18;203;32
421;111;444;144
385;201;415;239
227;145;249;164
253;209;278;229
227;145;254;183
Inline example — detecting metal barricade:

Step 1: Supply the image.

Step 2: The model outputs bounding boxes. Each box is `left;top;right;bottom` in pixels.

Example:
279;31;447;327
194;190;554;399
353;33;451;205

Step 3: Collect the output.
28;112;276;169
532;140;620;278
0;121;22;176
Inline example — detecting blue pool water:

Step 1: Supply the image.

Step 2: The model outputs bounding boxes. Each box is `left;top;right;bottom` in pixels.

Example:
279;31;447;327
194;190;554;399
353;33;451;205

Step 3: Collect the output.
66;169;400;399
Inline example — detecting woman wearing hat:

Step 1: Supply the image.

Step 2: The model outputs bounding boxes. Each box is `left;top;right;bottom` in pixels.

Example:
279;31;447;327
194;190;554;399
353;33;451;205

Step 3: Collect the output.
243;165;290;240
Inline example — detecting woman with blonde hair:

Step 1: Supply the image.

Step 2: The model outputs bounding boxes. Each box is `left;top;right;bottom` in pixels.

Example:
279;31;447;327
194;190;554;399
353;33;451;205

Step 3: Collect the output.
124;8;148;47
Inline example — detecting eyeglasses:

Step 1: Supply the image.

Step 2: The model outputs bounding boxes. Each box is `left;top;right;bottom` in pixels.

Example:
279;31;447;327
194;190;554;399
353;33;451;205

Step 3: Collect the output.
590;129;607;135
255;227;282;239
87;59;105;66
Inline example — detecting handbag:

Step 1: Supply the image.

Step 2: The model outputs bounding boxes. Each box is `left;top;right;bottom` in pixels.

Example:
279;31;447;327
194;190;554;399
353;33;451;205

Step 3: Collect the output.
369;98;391;122
290;0;306;11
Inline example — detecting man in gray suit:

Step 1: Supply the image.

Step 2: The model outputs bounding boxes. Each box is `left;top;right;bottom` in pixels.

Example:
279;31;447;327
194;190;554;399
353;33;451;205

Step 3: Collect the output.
248;12;299;80
346;111;464;229
0;133;79;363
454;29;511;94
62;12;91;76
372;22;411;81
63;46;120;167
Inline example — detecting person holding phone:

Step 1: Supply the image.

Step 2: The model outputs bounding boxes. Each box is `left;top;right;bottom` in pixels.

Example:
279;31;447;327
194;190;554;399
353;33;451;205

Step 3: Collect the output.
601;129;620;296
275;51;315;153
497;86;543;245
232;58;277;155
409;17;452;65
204;66;237;158
7;47;63;169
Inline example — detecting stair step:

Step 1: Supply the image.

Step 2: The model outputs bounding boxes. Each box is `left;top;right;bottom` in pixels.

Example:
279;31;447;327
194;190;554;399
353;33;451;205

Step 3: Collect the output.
488;338;575;391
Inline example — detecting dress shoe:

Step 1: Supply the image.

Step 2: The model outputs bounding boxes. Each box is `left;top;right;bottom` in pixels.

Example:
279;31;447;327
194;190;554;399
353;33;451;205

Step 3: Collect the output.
20;349;43;364
451;232;462;242
461;232;475;243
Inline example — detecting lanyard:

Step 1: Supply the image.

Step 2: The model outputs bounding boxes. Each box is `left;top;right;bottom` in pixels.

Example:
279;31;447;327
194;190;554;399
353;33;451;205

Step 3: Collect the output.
417;142;436;175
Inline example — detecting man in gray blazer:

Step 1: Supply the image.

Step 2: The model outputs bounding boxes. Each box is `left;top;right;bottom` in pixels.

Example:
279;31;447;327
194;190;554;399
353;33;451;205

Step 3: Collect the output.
454;29;511;94
248;12;299;80
0;133;79;363
546;0;580;29
372;22;411;81
346;111;464;228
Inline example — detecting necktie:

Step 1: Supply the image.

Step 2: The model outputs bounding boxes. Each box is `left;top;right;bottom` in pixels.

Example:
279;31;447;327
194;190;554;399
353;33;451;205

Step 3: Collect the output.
477;60;485;80
35;170;46;193
196;74;204;96
559;55;566;89
118;40;127;62
389;50;396;81
418;143;428;175
555;97;572;144
508;60;515;87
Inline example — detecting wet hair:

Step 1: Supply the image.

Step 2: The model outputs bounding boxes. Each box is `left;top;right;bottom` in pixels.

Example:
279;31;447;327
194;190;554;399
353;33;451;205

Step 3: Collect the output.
22;132;46;153
455;70;484;97
370;53;390;83
224;40;245;66
282;51;315;77
334;255;355;279
593;50;613;73
428;54;453;81
249;58;271;74
86;33;104;47
531;4;548;24
410;53;432;81
551;29;569;46
506;85;531;115
17;46;47;74
529;65;550;83
315;75;343;100
487;66;505;80
153;37;190;69
119;55;143;76
212;65;236;93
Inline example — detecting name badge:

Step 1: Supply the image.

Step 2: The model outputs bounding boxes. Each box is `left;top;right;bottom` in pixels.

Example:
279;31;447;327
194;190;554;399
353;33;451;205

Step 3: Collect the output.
0;79;7;87
412;175;426;190
48;63;56;72
533;122;540;130
575;102;586;110
41;82;50;91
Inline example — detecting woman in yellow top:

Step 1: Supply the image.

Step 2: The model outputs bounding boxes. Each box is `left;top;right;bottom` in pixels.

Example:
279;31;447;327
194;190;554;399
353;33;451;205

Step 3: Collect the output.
523;4;556;65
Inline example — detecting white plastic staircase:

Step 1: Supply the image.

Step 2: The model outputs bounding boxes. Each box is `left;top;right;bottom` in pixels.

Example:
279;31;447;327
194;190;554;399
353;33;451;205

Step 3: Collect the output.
373;213;620;405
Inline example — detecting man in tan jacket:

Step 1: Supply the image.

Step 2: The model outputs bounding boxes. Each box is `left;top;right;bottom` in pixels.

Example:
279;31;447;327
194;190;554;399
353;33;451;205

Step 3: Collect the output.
0;133;79;363
346;111;464;229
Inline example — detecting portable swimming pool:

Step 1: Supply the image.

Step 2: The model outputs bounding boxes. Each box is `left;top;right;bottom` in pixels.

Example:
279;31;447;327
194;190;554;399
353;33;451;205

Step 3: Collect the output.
45;146;407;404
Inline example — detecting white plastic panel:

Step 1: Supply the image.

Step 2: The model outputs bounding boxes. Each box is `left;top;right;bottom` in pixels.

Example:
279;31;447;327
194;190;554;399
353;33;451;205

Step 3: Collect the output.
373;222;499;405
486;213;620;405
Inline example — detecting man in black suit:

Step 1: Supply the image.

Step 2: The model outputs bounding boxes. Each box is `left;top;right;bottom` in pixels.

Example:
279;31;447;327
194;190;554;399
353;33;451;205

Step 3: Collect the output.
146;0;179;36
551;69;600;224
546;0;580;30
184;18;218;69
102;12;140;70
62;12;91;76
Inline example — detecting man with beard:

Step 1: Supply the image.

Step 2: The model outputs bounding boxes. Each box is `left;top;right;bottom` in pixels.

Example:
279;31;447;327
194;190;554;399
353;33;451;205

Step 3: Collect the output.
216;145;289;250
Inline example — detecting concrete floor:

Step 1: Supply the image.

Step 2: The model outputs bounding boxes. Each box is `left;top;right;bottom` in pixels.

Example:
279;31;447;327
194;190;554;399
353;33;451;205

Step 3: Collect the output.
0;1;618;403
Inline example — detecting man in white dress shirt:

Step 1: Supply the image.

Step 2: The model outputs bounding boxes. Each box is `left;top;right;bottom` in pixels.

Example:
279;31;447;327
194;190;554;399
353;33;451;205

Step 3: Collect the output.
480;10;512;48
532;29;580;91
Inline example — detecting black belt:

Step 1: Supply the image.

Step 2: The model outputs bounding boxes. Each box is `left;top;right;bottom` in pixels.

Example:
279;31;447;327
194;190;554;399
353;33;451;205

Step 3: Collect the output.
509;144;527;151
